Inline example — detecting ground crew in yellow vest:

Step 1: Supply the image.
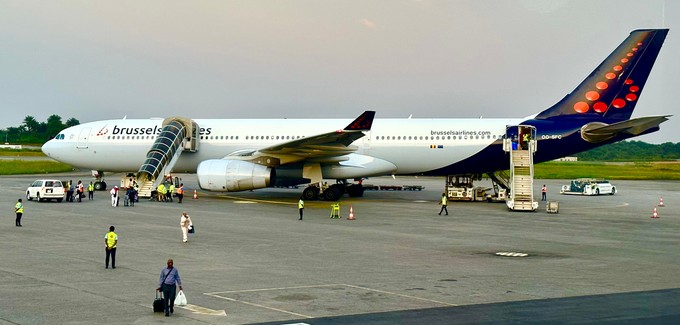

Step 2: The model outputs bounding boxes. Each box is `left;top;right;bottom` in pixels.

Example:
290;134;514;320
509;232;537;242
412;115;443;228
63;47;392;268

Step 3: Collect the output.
15;198;24;227
298;196;304;220
157;183;166;202
168;184;175;202
88;181;95;200
438;193;448;216
105;226;118;269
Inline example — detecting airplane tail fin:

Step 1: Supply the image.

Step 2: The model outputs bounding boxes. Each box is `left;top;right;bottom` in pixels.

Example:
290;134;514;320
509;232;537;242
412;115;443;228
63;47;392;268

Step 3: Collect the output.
535;29;668;121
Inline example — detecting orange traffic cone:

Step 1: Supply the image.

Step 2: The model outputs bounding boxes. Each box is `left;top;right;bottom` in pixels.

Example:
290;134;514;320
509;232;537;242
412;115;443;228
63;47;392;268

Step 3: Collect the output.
658;196;665;207
347;205;355;220
651;207;659;218
193;190;198;199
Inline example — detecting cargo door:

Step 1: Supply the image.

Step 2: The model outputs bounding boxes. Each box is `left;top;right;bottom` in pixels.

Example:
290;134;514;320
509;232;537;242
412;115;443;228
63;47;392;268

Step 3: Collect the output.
77;128;91;149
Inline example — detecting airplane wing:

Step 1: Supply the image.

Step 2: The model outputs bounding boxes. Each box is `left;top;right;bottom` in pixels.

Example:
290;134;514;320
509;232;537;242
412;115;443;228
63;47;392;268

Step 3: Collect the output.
226;111;376;166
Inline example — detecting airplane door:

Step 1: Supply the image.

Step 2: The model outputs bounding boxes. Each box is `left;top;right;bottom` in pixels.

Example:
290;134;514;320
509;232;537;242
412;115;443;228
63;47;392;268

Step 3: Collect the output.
77;128;91;149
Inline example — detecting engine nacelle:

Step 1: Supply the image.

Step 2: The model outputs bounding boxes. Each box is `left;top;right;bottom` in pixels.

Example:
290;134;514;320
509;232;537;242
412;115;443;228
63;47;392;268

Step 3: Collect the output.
197;159;274;192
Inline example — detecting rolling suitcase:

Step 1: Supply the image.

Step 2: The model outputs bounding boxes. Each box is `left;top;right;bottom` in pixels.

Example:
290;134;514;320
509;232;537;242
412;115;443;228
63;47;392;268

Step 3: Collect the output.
153;291;164;312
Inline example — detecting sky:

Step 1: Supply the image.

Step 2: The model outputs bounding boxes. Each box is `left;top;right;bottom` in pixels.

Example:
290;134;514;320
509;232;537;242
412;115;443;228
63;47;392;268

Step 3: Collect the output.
1;0;678;144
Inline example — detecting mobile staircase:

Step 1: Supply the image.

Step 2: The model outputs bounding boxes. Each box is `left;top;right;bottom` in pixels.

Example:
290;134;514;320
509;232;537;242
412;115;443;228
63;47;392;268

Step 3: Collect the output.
136;117;199;198
502;125;538;211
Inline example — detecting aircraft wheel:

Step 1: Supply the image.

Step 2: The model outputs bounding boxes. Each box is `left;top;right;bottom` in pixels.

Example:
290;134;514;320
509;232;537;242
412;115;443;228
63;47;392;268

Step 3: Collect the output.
94;181;107;191
302;186;320;201
347;184;364;197
323;187;342;201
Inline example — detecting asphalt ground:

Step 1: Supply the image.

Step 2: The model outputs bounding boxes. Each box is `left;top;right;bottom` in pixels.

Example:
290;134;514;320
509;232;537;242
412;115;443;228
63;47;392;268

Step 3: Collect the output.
0;173;679;324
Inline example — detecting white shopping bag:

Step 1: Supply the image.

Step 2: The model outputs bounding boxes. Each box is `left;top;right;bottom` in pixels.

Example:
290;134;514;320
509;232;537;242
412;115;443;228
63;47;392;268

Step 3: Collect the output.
175;290;188;306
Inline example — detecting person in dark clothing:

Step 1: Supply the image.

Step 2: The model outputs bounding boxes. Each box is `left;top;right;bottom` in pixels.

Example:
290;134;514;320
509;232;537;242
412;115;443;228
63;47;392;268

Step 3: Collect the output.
157;259;183;317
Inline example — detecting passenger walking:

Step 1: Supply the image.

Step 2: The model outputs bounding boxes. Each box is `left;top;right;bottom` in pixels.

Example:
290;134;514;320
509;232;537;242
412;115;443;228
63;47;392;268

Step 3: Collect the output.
104;226;117;269
180;212;192;243
77;180;84;202
110;186;119;207
157;259;183;317
128;187;136;207
438;193;449;215
541;185;547;201
88;181;94;200
123;187;131;206
15;198;24;226
298;196;304;220
176;183;184;203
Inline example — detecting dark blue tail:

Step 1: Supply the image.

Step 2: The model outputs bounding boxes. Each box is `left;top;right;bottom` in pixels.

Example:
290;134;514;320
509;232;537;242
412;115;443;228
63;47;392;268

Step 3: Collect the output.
535;29;668;122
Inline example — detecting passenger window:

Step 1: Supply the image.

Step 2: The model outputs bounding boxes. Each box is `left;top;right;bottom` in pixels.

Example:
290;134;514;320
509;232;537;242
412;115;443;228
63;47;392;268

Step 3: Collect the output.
45;181;53;186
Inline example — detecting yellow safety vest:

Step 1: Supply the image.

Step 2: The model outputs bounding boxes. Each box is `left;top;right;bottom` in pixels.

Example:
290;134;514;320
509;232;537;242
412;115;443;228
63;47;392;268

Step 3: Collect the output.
106;231;117;248
441;196;447;205
88;184;94;191
298;200;304;209
15;202;24;214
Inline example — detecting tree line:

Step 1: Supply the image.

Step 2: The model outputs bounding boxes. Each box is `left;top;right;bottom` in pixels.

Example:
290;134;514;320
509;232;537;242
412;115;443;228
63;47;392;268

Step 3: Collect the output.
1;115;80;144
575;140;680;161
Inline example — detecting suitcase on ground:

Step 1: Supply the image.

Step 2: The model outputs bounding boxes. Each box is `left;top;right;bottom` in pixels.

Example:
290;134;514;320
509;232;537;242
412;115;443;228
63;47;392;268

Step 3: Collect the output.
188;225;195;234
153;291;164;312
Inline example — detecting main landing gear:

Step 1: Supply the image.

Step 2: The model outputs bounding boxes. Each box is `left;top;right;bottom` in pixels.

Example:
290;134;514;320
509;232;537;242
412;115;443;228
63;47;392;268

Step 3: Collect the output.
302;180;365;201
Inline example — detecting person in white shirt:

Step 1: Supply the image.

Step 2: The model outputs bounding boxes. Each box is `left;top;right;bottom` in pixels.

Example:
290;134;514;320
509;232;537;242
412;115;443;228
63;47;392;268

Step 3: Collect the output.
110;186;119;207
180;211;192;243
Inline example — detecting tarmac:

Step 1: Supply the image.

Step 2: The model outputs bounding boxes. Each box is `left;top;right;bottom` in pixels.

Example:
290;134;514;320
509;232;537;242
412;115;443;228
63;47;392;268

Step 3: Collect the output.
0;173;679;324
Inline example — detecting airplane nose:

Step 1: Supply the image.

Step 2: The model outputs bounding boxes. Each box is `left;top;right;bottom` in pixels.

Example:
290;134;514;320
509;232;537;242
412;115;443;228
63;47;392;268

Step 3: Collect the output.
41;140;55;157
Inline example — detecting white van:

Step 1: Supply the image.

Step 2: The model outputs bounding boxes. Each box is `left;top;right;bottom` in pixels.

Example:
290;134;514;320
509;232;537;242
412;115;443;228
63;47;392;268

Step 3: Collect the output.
26;180;66;202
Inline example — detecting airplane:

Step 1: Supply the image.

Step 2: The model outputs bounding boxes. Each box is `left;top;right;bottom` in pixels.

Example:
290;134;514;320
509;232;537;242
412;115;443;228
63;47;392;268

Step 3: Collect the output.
42;29;671;201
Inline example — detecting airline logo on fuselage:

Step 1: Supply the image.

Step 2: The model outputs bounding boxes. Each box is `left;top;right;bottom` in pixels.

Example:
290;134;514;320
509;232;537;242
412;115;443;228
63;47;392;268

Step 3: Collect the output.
95;124;212;136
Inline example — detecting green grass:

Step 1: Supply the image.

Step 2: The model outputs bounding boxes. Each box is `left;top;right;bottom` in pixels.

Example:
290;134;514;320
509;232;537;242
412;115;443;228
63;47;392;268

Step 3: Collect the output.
534;161;680;180
0;160;73;175
1;155;678;180
0;148;46;157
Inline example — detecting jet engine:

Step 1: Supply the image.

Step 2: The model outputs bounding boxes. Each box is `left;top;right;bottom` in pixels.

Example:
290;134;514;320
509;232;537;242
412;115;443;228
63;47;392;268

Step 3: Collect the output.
197;159;274;192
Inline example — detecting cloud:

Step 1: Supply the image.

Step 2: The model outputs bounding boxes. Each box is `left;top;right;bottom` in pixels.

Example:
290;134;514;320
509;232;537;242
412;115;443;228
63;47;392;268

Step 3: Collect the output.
360;18;377;29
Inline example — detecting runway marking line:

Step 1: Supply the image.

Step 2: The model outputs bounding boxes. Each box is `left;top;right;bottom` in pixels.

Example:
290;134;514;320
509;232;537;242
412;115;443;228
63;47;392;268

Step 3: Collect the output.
204;283;457;318
178;303;227;316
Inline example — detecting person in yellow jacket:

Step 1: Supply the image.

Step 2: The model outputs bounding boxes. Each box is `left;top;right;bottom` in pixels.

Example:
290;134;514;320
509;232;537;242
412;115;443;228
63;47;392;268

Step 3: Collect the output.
104;225;118;269
438;193;448;216
157;183;166;202
15;198;24;226
167;184;175;202
88;181;95;200
298;196;304;220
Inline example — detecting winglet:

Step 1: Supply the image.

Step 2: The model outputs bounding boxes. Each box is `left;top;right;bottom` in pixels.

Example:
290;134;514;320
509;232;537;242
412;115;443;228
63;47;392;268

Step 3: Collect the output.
344;111;376;131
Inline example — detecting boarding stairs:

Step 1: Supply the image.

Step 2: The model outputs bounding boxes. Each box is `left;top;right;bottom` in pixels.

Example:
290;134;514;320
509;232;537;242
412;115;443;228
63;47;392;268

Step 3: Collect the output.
136;117;199;198
503;125;538;211
488;170;510;199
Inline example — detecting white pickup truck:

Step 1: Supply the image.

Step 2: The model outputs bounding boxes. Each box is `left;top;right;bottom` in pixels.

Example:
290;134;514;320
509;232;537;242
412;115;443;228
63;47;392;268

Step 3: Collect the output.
560;178;617;196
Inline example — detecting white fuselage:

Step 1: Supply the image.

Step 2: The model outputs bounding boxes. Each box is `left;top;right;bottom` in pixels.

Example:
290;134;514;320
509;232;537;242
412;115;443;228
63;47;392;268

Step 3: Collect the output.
42;117;522;176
